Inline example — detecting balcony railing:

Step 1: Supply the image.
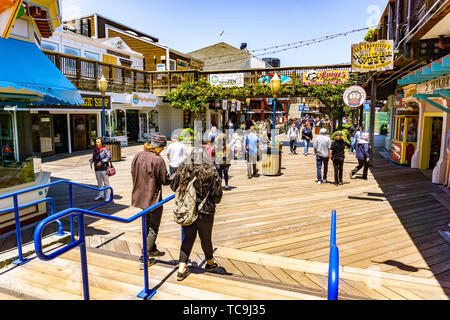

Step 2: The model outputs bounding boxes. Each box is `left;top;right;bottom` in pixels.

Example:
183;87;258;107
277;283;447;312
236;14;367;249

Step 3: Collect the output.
43;50;351;95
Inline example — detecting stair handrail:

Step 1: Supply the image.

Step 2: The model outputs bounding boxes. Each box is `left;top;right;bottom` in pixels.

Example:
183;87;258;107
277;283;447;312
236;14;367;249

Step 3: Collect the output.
327;209;339;300
34;194;175;300
0;180;113;265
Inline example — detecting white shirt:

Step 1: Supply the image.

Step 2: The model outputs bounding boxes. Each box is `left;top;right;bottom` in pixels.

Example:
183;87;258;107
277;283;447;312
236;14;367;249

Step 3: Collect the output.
167;142;186;168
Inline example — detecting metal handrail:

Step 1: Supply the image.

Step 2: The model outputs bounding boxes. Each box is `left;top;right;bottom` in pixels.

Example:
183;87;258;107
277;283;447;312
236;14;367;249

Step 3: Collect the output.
0;180;113;265
327;209;339;300
34;194;175;300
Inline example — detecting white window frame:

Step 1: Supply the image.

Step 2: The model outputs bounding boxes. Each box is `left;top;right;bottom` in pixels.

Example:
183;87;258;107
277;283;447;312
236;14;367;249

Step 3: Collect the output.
84;50;100;61
41;40;59;52
63;45;81;57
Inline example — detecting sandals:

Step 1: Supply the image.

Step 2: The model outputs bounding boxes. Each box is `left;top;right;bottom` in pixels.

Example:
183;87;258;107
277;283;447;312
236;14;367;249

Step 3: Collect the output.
177;266;191;281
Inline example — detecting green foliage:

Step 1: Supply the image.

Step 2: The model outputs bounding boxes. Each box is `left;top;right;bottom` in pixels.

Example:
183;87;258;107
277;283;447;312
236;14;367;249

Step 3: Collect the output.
179;128;195;141
364;29;375;42
331;129;350;144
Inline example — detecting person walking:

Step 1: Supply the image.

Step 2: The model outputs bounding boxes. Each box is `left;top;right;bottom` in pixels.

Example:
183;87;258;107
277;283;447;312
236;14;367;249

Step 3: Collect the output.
287;123;299;155
214;133;232;190
301;123;313;156
90;137;112;201
167;135;187;175
329;132;351;186
349;121;359;154
314;128;331;184
170;156;223;281
350;132;371;180
245;126;259;178
131;134;171;268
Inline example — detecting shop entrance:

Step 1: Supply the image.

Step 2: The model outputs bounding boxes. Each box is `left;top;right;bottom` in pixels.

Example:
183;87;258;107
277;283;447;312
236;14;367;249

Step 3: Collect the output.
88;115;98;148
53;114;68;154
126;110;139;141
73;115;87;151
421;114;443;170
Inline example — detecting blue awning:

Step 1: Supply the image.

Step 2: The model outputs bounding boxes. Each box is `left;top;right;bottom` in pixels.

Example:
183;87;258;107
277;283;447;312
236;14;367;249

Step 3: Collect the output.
0;37;83;106
398;55;450;85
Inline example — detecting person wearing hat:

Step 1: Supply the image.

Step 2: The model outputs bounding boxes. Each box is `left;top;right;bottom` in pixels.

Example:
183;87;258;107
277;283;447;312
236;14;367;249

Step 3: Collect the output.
131;133;171;269
329;132;351;186
314;128;331;184
350;132;371;180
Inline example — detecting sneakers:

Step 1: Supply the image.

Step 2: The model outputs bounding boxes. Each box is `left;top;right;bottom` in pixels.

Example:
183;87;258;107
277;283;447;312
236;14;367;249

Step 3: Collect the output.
177;266;191;281
94;194;104;201
205;262;218;272
224;186;231;190
139;258;157;270
317;181;322;185
349;172;354;179
322;179;328;183
339;182;344;185
149;249;165;257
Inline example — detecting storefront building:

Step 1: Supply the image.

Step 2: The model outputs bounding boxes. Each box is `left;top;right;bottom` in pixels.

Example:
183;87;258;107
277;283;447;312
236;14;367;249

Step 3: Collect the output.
397;55;450;187
0;0;83;233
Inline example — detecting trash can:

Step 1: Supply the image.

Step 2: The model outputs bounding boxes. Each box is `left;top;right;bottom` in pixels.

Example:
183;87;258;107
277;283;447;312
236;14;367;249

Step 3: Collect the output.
262;144;283;176
105;138;122;162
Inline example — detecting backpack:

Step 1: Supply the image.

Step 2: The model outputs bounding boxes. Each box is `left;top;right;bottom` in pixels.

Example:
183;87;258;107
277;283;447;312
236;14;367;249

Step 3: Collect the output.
173;177;209;226
304;127;312;137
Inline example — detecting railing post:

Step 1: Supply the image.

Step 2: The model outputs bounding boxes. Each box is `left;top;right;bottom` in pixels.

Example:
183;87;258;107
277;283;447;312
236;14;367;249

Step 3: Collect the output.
327;246;339;300
77;213;90;300
137;213;157;300
133;70;137;91
69;183;75;243
12;194;28;265
150;73;154;92
330;209;336;247
94;61;99;84
76;58;81;88
55;53;61;71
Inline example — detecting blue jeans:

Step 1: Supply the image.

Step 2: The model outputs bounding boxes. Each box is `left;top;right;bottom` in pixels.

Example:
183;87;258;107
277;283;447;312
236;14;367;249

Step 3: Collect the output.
316;155;329;181
350;137;356;153
304;139;311;154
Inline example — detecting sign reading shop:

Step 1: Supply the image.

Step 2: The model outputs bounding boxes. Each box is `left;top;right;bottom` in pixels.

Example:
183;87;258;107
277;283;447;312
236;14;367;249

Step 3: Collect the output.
351;40;394;72
81;94;111;109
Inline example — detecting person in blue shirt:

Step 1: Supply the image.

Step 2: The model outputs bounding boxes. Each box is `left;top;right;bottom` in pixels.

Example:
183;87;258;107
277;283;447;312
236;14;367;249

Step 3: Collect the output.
245;127;259;179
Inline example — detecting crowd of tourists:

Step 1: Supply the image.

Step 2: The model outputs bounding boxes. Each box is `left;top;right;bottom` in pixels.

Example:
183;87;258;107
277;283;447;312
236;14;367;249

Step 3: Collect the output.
88;115;371;282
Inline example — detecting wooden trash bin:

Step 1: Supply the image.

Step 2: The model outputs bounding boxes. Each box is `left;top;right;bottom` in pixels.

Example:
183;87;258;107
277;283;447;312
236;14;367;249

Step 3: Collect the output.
262;144;282;176
105;140;122;162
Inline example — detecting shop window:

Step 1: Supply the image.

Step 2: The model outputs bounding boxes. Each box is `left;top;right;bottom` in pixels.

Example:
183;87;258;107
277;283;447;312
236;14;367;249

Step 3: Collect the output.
149;111;159;133
84;51;100;61
406;118;417;142
63;46;81;57
41;40;59;52
108;109;126;137
0;111;34;189
139;113;148;140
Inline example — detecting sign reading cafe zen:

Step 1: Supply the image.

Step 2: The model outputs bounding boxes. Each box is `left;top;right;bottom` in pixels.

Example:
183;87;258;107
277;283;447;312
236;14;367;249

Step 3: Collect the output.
209;73;244;87
351;40;394;72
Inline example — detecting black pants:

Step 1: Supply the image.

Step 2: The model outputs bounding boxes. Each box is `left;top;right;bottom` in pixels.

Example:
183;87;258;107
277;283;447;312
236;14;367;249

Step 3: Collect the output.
144;205;163;254
216;165;230;186
289;139;297;153
332;158;344;184
179;214;214;264
352;159;369;178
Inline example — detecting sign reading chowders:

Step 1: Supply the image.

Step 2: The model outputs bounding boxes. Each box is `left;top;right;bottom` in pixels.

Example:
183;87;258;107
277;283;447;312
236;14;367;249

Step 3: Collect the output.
209;73;244;87
351;40;394;72
303;70;349;85
343;85;366;108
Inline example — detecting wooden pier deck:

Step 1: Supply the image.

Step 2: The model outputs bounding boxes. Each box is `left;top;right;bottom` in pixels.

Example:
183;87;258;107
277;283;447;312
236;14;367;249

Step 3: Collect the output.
0;138;448;300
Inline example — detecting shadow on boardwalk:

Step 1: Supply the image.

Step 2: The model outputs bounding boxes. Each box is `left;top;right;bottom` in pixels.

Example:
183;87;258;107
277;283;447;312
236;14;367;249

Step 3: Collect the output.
367;146;450;298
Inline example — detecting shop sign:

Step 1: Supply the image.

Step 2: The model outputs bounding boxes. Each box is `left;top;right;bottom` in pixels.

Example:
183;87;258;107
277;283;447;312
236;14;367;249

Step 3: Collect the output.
209;73;244;87
403;85;417;98
363;102;370;112
303;70;349;85
131;92;157;107
222;100;228;110
391;142;402;163
156;64;165;71
417;75;450;94
81;94;111;109
343;85;367;108
258;74;292;86
351;40;394;72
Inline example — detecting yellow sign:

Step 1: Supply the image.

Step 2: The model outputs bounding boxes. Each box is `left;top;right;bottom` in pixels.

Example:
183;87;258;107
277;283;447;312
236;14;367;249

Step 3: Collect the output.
0;0;22;39
303;70;349;85
351;40;394;72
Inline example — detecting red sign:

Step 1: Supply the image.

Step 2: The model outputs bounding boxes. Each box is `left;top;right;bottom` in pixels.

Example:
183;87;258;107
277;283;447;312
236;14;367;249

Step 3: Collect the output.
391;142;402;163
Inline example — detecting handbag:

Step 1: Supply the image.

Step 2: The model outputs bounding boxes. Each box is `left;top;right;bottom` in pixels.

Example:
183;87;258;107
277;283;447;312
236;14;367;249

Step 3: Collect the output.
106;161;116;176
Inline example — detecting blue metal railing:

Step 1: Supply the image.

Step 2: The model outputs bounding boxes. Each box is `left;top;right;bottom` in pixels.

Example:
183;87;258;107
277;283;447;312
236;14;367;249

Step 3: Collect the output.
327;209;339;300
0;180;113;265
34;194;175;300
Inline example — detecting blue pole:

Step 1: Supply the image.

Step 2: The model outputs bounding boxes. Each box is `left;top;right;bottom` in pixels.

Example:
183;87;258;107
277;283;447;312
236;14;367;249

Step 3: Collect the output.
330;210;336;247
77;213;90;300
327;246;339;300
137;214;157;299
69;183;74;243
12;194;28;265
272;98;276;146
102;95;106;140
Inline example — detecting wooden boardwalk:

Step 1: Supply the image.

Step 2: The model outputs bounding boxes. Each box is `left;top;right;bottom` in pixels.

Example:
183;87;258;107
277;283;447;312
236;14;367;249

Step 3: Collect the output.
0;137;449;300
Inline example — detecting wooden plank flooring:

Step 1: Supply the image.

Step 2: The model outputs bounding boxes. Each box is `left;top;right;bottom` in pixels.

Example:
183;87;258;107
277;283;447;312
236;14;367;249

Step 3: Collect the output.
3;137;445;300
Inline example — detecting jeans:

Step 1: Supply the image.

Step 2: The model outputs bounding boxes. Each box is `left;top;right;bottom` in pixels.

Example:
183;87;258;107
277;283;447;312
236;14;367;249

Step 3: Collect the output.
316;156;329;181
332;158;344;184
350;137;356;154
352;158;369;179
303;139;311;154
180;214;214;264
216;165;230;186
95;170;110;199
289;139;297;153
145;205;163;255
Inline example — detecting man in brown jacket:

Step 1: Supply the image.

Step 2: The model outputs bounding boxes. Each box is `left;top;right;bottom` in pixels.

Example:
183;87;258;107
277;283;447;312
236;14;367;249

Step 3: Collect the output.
131;134;171;268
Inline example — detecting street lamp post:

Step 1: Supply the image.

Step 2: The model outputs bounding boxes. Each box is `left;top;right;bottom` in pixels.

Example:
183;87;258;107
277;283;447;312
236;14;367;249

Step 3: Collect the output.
269;73;281;146
98;75;108;141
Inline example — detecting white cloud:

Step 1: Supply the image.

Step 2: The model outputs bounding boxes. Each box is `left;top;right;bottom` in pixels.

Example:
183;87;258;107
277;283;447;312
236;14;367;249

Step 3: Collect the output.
61;1;82;21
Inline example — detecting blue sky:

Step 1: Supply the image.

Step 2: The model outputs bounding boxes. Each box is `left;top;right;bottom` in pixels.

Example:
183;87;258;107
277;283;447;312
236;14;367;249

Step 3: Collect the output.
61;0;388;67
